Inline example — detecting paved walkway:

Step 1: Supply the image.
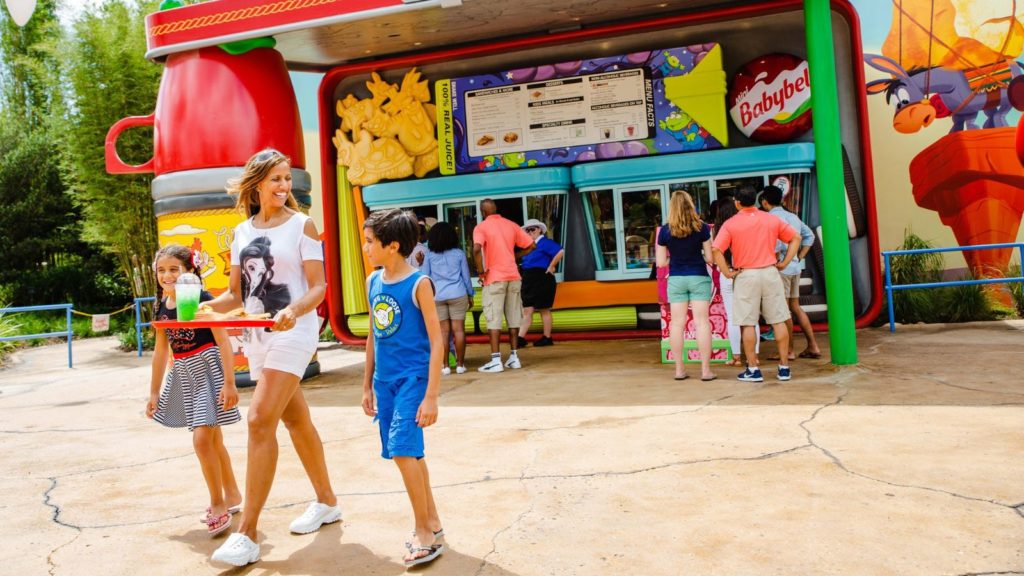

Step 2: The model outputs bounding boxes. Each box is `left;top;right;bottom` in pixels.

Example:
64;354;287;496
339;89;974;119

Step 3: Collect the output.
2;322;1023;575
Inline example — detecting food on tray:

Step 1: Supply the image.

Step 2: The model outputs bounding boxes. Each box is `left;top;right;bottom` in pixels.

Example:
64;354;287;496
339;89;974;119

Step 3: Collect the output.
476;134;494;146
195;304;271;320
503;132;519;143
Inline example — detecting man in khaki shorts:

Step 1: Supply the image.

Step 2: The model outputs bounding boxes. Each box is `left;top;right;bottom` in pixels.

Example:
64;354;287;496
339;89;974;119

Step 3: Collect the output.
712;185;800;382
759;185;822;361
473;199;535;373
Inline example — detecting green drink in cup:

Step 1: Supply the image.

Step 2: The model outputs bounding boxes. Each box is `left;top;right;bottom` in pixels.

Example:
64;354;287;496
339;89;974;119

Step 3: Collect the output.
175;273;202;321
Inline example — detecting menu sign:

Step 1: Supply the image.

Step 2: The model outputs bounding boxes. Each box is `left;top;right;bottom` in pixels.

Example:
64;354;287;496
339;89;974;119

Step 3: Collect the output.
465;70;653;156
436;44;726;175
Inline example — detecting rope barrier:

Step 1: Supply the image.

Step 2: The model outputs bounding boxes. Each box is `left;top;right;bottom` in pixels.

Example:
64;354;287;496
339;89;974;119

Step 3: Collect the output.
70;304;135;318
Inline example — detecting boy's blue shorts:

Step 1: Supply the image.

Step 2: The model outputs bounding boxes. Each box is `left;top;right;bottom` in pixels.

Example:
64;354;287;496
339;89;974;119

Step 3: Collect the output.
373;375;428;459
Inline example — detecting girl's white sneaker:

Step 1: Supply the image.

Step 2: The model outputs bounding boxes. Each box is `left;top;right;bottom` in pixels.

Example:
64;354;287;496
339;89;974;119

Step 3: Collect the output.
455;365;467;374
441;367;451;376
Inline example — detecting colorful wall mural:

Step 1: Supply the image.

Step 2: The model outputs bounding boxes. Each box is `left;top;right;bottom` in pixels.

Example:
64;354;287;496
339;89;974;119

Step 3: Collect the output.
854;0;1024;275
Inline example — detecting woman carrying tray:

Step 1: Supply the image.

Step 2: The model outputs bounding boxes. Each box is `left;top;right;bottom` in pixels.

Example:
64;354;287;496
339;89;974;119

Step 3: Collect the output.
204;148;341;567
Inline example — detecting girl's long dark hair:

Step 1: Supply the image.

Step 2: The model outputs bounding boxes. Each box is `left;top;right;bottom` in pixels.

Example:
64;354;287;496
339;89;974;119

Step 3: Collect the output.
152;244;199;312
427;221;459;253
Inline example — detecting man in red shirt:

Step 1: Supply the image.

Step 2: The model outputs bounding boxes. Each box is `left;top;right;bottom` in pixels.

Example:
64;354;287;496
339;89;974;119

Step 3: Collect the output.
473;199;535;373
712;185;800;382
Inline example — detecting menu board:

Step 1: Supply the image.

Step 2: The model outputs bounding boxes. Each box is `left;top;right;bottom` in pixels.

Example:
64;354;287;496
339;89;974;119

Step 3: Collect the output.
465;69;652;156
436;44;727;175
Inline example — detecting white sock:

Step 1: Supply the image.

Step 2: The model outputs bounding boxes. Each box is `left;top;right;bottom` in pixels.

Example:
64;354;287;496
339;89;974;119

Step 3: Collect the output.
510;349;518;358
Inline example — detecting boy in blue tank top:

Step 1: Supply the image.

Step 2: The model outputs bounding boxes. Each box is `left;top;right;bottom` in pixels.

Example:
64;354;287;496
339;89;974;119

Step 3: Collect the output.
361;208;446;567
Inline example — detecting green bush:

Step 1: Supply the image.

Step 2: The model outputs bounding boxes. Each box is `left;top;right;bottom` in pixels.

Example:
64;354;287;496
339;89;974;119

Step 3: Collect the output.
1005;264;1024;318
890;232;944;323
0;302;20;361
888;231;997;324
319;322;338;343
116;323;155;353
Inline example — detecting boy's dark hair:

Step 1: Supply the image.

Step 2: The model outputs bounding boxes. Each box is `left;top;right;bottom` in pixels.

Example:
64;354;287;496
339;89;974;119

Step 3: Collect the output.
760;185;784;207
735;185;758;207
427;220;459;253
364;208;419;257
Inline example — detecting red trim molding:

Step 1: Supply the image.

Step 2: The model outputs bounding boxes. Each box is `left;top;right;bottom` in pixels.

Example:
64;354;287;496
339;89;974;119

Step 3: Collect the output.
145;0;402;54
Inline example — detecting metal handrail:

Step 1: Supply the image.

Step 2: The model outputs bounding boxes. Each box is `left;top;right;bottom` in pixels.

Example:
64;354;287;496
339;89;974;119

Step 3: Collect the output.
0;304;74;367
882;242;1024;332
134;297;156;356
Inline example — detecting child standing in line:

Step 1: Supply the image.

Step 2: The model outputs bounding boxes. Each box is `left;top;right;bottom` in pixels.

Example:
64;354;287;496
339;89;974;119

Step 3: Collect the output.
148;244;242;536
361;209;446;567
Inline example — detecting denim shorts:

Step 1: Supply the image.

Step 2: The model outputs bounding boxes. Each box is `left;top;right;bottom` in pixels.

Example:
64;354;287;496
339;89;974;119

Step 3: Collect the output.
667;275;712;303
373;375;428;459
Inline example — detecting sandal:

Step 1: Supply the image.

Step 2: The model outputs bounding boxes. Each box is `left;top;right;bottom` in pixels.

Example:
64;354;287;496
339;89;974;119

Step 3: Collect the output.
199;503;242;524
726;358;745;367
798;350;822;359
405;528;445;550
206;511;232;536
404;542;444;567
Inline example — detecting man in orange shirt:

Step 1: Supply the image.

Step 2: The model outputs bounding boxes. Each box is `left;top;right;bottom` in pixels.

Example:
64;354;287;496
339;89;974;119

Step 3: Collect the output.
473;199;535;373
712;185;800;382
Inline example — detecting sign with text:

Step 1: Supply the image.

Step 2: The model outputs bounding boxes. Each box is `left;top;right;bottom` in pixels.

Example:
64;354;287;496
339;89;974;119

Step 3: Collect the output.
436;45;727;175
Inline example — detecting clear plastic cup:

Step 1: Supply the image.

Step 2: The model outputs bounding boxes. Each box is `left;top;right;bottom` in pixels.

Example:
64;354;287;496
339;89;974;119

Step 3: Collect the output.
175;273;202;321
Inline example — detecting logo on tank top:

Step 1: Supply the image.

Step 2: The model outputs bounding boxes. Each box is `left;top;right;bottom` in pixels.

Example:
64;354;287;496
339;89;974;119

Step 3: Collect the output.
371;293;401;338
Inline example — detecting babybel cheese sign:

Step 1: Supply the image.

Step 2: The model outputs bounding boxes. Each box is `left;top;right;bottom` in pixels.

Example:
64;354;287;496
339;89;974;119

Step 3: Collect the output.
728;53;813;143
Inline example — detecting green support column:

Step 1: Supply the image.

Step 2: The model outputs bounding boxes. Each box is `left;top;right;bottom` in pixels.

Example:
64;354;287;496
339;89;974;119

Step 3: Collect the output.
804;0;857;364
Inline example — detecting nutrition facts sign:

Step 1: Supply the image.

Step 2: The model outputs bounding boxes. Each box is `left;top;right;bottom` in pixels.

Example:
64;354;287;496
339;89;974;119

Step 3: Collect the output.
464;69;654;157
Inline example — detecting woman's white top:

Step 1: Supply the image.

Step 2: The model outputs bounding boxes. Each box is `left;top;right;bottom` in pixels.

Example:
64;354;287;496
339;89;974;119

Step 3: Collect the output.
231;212;323;349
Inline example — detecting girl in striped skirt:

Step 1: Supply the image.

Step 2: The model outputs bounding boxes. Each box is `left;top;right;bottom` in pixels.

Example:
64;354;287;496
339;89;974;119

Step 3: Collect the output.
148;244;242;536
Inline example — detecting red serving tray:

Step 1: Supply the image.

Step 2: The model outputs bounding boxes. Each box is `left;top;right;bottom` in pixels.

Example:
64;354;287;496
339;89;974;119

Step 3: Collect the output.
152;319;275;329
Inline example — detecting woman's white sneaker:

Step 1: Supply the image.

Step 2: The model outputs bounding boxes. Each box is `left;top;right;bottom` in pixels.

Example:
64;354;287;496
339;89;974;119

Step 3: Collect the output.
289;502;342;534
211;533;260;566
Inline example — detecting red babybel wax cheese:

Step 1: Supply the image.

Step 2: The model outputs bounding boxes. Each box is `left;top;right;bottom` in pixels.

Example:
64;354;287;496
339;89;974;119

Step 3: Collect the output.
728;53;813;143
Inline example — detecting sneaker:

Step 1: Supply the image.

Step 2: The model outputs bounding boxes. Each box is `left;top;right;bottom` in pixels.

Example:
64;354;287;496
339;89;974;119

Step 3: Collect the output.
289;502;342;534
777;366;791;381
516;336;528;348
504;355;522;369
211;533;260;566
455;365;467;374
441;366;451;376
737;367;764;382
533;336;554;347
478;358;504;373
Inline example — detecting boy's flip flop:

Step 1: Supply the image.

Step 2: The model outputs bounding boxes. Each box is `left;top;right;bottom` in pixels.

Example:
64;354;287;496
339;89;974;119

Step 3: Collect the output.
799;350;823;359
405;543;444;567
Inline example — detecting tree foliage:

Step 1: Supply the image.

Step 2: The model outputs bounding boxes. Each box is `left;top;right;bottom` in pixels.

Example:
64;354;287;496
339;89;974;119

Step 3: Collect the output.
61;0;162;300
0;0;127;308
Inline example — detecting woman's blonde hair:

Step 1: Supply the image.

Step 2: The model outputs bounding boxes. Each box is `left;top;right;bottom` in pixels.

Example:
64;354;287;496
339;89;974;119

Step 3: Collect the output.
668;190;703;237
227;148;299;218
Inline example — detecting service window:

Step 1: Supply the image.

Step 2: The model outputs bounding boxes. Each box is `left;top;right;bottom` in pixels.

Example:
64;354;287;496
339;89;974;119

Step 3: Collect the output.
582;184;666;280
669;181;712;222
582;189;617;272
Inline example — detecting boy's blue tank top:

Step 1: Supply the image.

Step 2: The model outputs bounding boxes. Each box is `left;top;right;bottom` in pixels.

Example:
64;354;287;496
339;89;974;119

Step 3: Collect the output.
368;269;431;381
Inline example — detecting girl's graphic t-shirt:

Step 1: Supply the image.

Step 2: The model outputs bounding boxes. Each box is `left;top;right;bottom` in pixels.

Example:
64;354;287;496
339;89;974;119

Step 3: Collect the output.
157;291;216;354
230;213;324;347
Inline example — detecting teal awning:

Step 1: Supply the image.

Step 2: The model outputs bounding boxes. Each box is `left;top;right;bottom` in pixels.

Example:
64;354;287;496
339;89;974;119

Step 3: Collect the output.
362;167;571;208
571;143;815;189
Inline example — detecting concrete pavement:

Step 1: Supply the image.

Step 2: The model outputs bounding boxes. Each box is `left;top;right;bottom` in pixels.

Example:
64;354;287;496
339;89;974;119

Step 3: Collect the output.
1;321;1022;575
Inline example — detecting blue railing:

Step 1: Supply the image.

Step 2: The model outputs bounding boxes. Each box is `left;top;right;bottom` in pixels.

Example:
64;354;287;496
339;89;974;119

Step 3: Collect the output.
0;304;74;367
883;242;1024;332
134;297;155;356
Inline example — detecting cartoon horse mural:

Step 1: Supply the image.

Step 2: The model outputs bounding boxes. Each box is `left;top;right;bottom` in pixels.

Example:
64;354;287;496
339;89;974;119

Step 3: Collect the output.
864;54;1021;133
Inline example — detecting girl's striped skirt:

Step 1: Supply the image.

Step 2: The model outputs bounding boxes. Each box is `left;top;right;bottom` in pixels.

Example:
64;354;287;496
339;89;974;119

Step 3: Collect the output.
154;345;241;431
